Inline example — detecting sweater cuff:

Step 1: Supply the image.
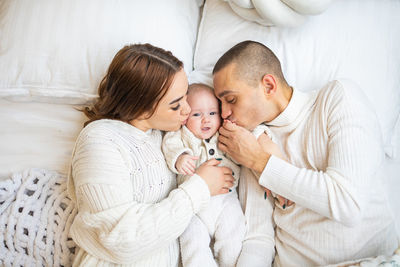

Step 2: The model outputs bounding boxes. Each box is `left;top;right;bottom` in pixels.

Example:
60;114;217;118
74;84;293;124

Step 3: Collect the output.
237;241;274;267
259;155;298;195
179;174;210;213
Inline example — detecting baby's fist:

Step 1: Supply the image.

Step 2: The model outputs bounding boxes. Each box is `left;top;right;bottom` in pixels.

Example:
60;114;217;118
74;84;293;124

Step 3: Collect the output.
175;154;199;175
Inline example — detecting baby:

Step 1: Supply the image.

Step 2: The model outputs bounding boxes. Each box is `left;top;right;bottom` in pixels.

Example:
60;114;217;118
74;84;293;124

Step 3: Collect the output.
162;83;244;267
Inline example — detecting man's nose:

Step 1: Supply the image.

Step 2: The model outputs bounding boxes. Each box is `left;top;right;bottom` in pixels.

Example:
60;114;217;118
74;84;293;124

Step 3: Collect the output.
220;104;231;119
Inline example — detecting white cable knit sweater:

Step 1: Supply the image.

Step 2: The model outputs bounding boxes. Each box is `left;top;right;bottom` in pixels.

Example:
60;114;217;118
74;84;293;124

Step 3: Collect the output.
67;119;211;267
238;80;398;267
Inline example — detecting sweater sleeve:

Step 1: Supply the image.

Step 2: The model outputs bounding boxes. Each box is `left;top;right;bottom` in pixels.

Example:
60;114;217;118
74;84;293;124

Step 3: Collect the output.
237;167;275;266
162;129;193;173
69;129;210;264
258;81;383;227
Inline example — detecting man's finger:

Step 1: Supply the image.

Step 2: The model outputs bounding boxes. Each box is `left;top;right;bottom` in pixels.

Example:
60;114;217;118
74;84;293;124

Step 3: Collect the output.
218;142;228;153
218;125;231;137
218;135;230;147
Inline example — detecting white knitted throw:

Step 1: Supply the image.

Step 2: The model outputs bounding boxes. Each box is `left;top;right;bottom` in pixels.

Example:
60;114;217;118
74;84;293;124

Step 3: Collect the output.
0;169;77;266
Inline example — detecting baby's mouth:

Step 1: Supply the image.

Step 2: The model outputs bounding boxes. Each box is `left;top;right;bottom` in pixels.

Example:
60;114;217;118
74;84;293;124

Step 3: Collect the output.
201;127;211;132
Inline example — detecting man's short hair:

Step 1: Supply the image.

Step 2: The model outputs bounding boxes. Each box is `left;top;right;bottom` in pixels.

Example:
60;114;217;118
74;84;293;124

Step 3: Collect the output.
212;40;286;87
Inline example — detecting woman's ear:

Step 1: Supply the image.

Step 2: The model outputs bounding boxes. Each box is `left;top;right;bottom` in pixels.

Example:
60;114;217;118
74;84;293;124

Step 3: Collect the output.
261;74;277;97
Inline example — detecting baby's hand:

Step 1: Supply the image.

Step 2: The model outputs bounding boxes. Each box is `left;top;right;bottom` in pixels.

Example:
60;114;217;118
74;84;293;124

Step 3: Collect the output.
175;154;199;175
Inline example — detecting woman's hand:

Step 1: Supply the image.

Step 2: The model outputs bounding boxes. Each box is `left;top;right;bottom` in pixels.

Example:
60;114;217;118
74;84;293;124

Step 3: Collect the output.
258;132;294;207
263;187;294;208
196;159;234;196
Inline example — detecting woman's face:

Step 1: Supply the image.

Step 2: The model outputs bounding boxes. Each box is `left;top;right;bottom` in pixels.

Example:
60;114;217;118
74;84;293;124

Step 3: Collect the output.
145;69;191;132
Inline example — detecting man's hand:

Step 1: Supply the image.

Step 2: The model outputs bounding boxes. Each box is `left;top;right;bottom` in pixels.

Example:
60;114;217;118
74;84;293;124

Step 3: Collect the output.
176;153;199;175
218;120;293;207
218;120;269;173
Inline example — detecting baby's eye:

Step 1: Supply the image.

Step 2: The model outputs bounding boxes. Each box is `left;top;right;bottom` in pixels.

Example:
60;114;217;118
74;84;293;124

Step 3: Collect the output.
171;104;180;111
192;113;201;117
210;112;218;116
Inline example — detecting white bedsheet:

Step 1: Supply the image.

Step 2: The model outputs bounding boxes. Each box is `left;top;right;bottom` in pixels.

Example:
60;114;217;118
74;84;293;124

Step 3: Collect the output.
0;99;85;179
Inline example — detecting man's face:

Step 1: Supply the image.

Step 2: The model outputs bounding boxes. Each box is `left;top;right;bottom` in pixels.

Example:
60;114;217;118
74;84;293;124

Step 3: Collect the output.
213;64;272;131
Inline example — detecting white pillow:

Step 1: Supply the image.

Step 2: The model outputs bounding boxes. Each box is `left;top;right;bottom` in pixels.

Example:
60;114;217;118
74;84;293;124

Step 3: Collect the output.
190;0;400;158
0;0;200;104
225;0;333;27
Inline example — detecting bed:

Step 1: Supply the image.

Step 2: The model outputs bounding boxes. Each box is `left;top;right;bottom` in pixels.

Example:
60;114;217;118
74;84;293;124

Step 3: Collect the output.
0;0;399;266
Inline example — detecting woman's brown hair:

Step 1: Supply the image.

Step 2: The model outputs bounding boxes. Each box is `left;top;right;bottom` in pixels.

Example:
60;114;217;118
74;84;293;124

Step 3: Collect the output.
83;43;183;127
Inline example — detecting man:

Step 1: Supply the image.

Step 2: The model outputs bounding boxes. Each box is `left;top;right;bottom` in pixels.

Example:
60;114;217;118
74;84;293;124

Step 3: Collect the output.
213;40;398;266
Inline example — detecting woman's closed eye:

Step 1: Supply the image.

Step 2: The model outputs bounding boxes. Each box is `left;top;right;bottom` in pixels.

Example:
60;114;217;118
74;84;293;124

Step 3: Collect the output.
171;104;180;111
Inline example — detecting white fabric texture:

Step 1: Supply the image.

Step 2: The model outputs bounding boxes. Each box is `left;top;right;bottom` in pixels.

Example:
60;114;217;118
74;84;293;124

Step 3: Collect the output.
0;0;200;104
239;80;398;267
0;99;86;180
224;0;333;27
190;0;400;159
179;193;245;267
0;168;77;267
162;126;244;267
325;248;400;267
236;124;278;267
67;119;211;266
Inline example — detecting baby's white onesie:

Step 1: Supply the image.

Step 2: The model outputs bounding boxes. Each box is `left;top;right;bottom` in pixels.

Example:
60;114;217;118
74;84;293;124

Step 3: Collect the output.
162;126;243;267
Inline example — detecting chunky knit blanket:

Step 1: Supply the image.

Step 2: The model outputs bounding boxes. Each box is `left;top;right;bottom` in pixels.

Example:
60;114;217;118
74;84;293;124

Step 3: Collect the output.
0;168;398;266
0;169;77;266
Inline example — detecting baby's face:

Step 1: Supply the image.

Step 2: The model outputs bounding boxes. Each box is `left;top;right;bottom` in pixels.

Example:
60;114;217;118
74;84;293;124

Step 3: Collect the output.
185;89;221;140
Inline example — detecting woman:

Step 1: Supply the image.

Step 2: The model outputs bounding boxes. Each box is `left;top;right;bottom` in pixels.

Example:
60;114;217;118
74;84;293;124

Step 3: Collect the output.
67;43;234;266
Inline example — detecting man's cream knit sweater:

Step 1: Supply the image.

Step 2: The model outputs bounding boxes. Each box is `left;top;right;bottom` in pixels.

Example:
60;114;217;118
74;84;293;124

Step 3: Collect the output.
238;80;398;267
67;119;211;266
